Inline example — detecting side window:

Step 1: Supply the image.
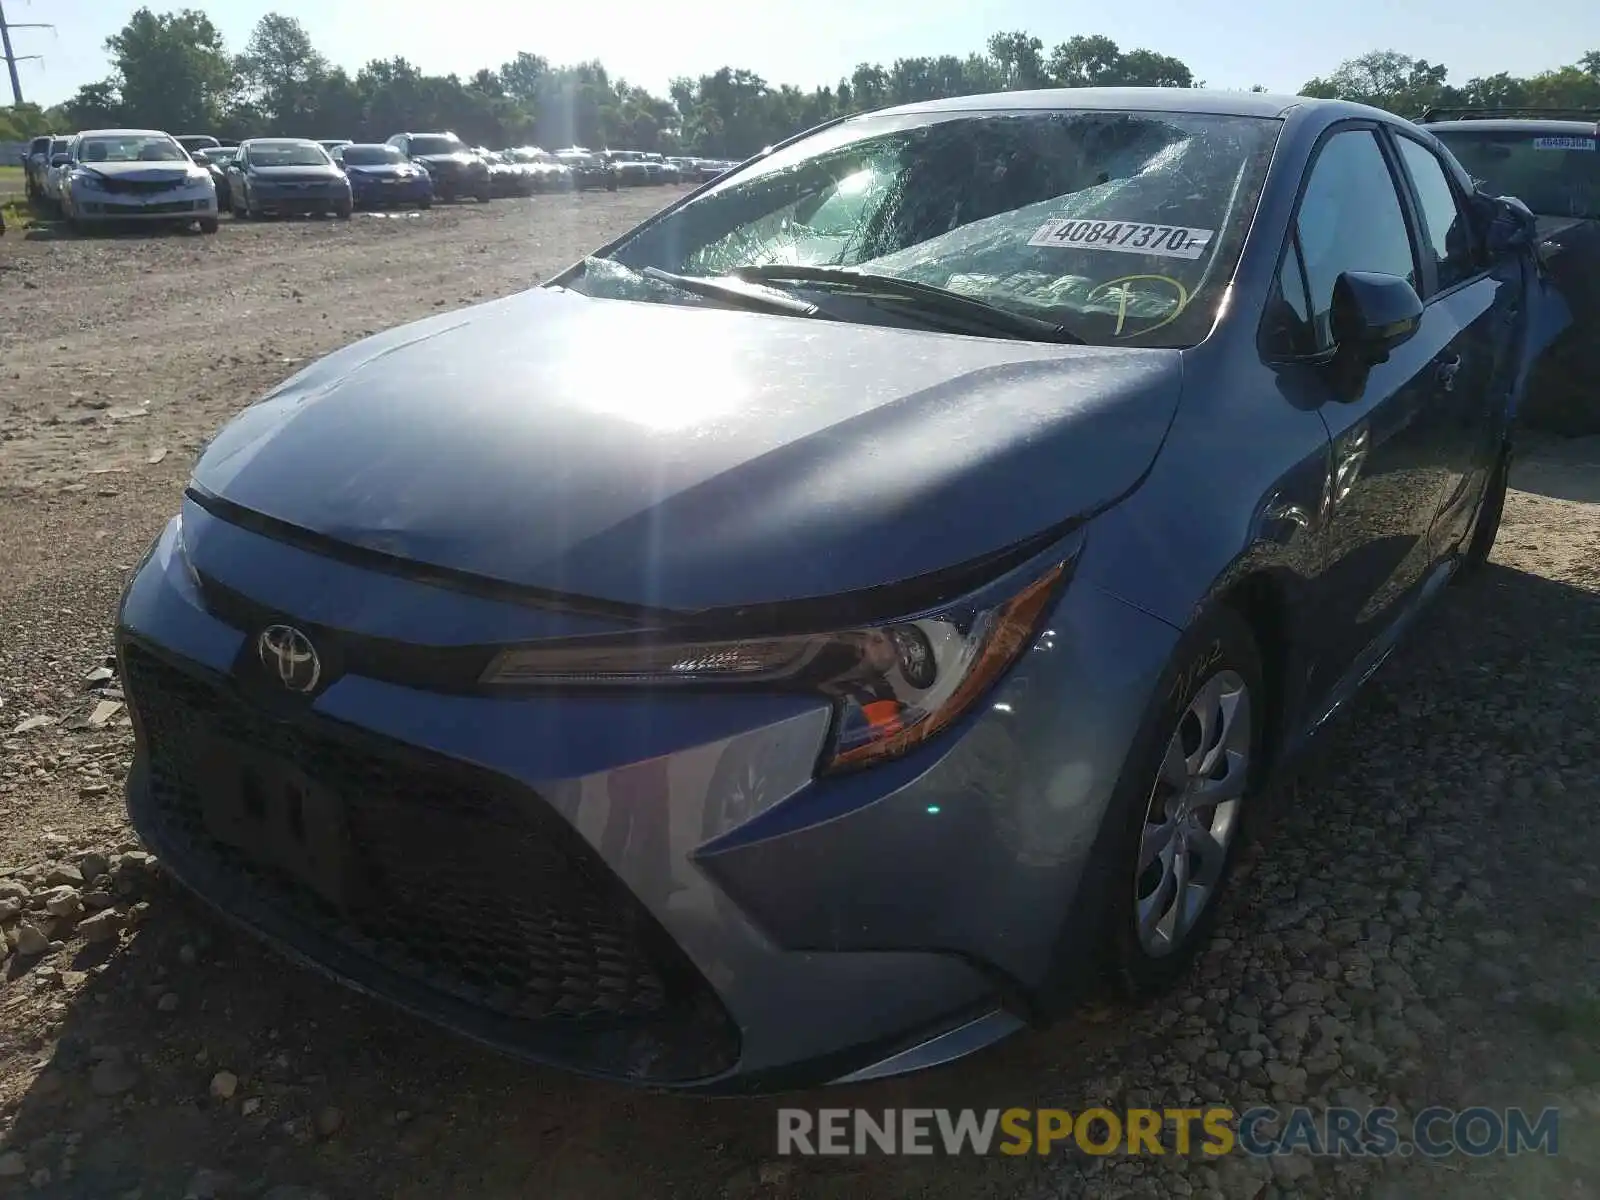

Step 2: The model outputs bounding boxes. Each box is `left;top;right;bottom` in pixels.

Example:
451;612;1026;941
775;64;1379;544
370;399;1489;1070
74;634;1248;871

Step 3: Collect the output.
1295;130;1416;350
1395;137;1478;291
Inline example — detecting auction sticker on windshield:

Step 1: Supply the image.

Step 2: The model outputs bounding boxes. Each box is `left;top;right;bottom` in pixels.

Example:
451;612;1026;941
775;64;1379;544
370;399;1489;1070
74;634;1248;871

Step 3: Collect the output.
1029;218;1215;260
1532;137;1596;151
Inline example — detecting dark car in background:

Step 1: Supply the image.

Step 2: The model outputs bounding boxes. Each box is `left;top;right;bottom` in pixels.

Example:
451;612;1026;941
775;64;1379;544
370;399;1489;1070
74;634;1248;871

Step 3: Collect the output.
338;143;433;210
193;145;240;210
116;89;1554;1094
385;132;492;204
317;139;353;159
1420;107;1600;434
226;138;353;219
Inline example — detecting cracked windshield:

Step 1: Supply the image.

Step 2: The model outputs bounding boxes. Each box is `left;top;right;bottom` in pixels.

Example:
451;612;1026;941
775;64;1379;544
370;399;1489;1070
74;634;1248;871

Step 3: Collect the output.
577;110;1279;346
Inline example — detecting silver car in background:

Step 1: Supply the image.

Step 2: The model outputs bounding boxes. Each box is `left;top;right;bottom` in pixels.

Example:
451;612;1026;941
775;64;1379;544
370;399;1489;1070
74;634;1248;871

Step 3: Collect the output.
59;129;220;234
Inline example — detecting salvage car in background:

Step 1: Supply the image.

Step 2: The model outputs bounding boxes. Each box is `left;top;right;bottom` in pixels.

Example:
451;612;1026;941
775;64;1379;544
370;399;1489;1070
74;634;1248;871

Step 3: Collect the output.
24;135;70;205
1420;107;1600;434
386;132;493;204
506;147;573;191
476;149;532;197
59;129;220;234
338;143;433;209
602;149;656;186
174;134;222;157
226;138;353;220
193;145;239;210
115;89;1553;1094
554;147;616;191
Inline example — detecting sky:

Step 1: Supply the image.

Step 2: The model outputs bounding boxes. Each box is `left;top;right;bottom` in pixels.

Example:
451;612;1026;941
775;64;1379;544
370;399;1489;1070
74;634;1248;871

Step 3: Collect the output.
8;0;1600;110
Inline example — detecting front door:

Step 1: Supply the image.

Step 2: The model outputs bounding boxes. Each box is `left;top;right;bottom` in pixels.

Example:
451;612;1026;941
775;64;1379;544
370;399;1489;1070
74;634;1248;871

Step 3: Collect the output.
1388;132;1511;552
1265;125;1464;700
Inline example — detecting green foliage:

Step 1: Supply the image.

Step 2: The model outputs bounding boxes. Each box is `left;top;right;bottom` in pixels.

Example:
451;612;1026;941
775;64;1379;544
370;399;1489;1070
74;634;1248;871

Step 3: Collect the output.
40;13;1600;155
1301;47;1600;116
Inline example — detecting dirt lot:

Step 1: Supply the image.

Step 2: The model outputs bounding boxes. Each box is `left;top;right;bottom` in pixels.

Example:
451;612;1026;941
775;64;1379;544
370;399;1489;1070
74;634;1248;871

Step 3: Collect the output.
2;194;1599;1200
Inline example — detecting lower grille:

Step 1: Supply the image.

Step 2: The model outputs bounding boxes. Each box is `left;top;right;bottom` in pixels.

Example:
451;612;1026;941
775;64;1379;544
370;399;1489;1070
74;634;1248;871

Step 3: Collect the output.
97;200;197;214
121;642;738;1078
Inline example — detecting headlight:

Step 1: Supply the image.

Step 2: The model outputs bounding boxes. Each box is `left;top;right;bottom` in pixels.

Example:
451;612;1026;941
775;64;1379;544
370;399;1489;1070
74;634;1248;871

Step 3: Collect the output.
187;169;210;183
74;172;105;192
480;558;1067;772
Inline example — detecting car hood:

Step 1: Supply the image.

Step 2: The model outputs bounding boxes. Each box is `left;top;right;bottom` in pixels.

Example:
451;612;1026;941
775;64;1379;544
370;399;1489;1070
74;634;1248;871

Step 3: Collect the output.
415;152;481;169
191;289;1183;613
77;162;194;182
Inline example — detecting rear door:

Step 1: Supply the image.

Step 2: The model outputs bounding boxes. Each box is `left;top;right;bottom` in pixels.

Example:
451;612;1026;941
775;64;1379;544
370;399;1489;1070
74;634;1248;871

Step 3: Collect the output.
1265;124;1463;699
1386;130;1512;552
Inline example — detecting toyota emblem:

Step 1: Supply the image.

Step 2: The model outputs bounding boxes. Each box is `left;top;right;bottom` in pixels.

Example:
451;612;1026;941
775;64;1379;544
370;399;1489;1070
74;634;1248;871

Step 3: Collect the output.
257;625;322;693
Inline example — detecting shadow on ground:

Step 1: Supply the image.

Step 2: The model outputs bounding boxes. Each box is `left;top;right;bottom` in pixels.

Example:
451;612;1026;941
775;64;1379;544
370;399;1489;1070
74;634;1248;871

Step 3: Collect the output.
2;562;1598;1199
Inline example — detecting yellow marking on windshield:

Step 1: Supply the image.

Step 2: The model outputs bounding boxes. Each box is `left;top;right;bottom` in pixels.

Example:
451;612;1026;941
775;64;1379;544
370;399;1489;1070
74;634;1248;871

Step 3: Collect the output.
1088;275;1190;337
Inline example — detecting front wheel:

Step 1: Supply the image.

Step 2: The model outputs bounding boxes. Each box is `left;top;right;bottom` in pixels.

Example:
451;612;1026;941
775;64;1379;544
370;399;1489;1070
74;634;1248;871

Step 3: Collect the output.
198;217;219;234
1097;605;1264;997
334;201;352;220
475;189;492;204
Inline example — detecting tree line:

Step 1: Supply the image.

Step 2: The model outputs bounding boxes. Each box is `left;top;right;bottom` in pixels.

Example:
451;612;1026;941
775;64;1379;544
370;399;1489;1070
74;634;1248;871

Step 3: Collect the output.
2;10;1598;157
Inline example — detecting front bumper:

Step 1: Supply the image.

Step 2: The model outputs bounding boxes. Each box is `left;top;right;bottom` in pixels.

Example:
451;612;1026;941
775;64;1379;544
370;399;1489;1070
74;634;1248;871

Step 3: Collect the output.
250;185;349;214
115;499;1176;1091
349;178;432;206
72;184;216;221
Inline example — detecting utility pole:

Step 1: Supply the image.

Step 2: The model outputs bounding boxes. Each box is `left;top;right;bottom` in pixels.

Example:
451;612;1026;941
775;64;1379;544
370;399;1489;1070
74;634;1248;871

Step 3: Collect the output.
0;0;52;107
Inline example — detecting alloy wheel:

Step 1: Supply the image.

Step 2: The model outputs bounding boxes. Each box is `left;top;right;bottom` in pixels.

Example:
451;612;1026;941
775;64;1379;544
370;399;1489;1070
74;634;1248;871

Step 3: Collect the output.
1134;670;1251;956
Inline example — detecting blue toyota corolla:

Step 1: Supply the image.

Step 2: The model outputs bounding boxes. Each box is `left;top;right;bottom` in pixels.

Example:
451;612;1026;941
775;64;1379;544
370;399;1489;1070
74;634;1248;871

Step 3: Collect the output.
337;142;434;210
116;89;1557;1093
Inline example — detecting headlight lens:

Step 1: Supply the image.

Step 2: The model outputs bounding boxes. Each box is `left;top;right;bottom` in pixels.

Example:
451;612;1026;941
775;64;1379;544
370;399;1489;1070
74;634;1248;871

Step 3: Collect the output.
480;558;1066;772
74;172;105;192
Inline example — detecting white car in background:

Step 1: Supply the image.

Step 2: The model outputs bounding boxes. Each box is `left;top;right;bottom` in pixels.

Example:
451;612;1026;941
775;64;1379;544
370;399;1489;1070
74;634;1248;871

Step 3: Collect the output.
60;128;219;234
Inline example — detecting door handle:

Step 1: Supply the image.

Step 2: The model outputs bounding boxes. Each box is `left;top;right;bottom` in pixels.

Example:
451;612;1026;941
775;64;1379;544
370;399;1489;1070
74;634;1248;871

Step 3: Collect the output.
1435;355;1463;392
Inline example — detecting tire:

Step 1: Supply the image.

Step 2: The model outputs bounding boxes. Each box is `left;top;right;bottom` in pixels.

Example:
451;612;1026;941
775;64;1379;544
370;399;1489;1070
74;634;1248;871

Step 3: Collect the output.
476;190;492;204
198;218;219;235
1093;605;1265;998
1458;446;1509;577
418;197;432;210
334;201;352;220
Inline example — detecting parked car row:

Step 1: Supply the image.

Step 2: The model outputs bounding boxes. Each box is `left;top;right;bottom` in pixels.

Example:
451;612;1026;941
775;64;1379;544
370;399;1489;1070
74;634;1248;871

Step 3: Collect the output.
19;127;725;233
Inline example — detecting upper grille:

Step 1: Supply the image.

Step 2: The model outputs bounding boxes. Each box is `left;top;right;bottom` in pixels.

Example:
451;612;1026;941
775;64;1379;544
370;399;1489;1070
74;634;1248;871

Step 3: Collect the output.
121;643;737;1078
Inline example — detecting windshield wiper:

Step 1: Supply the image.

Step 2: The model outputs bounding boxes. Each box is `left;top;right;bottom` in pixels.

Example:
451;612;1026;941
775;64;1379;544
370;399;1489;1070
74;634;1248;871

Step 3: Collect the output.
733;264;1085;345
640;267;824;318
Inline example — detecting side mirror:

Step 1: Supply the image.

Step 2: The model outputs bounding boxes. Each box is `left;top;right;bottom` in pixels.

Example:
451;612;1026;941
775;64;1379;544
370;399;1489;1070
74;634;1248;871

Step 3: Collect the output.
51;153;71;167
1478;192;1538;258
1330;271;1423;366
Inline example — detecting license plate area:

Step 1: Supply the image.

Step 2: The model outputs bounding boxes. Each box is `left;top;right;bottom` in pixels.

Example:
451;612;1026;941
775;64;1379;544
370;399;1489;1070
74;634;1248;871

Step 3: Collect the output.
199;738;351;910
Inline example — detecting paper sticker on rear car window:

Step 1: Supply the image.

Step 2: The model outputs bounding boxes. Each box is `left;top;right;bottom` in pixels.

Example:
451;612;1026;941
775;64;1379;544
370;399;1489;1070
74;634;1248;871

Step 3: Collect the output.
1029;218;1215;260
1533;137;1596;151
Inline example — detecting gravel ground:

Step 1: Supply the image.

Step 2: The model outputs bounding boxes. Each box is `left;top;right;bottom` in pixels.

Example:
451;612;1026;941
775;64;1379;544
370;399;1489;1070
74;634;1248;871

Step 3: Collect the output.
2;194;1599;1200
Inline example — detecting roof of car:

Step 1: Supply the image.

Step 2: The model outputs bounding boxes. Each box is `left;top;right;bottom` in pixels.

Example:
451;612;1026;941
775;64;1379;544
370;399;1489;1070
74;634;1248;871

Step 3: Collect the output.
1419;118;1600;135
77;128;173;138
868;87;1366;121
